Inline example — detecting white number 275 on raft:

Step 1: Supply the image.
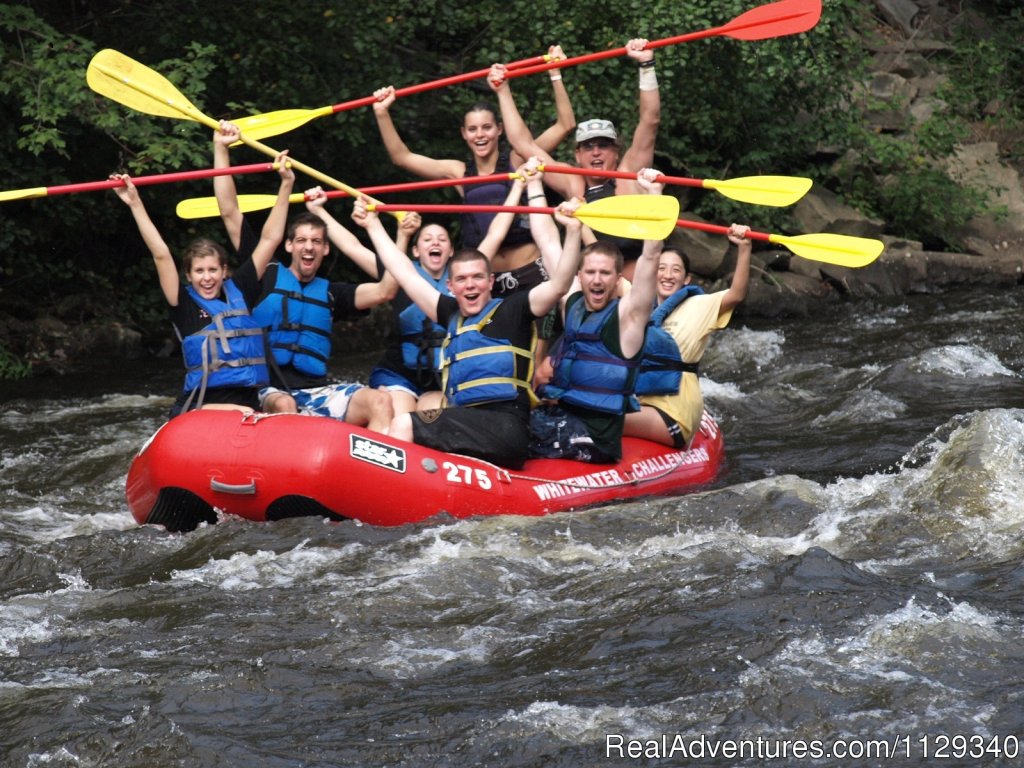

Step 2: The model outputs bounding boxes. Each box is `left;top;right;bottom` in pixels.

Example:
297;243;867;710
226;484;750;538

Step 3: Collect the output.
443;462;493;490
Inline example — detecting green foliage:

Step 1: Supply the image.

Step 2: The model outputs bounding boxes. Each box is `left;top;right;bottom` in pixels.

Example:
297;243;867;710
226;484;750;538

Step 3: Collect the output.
0;343;30;380
820;2;1024;248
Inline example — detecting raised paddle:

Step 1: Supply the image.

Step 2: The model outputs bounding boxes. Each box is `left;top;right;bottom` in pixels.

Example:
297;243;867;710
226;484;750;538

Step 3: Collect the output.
233;52;556;142
0;162;279;204
507;0;821;82
541;166;811;207
367;194;681;241
676;218;884;268
175;168;810;219
231;0;822;142
85;49;402;220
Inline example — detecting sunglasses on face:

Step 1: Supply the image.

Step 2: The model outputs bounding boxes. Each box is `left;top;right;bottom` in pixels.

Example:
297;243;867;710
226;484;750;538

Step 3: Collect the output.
578;139;616;151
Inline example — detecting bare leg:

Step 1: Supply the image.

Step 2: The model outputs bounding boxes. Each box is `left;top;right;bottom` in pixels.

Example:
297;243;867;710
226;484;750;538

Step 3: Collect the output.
345;387;395;433
262;390;298;413
416;390;445;411
386;388;419;417
200;403;255;415
389;412;414;442
623;405;676;446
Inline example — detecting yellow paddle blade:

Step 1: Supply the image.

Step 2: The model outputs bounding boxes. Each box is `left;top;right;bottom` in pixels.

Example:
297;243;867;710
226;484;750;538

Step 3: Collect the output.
176;193;307;219
0;187;47;203
87;49;210;126
705;175;812;207
87;50;402;223
233;107;334;143
576;194;680;240
770;232;885;267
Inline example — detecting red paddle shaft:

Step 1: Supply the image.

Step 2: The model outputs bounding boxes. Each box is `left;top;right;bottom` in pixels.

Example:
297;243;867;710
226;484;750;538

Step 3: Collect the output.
319;0;820;114
505;0;821;80
37;163;276;197
325;53;549;115
303;166;703;202
676;218;771;244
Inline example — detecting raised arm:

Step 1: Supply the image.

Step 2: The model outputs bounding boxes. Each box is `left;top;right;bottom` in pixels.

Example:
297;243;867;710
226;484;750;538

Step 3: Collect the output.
352;211;419;307
354;268;399;310
304;186;381;278
617;169;665;357
212;120;245;251
394;210;422;257
527;46;577;156
720;224;752;314
489;64;581;201
373;86;465;182
250;151;296;278
111;175;180;306
352;198;441;321
528;198;583;318
520;159;562;273
617;39;661;179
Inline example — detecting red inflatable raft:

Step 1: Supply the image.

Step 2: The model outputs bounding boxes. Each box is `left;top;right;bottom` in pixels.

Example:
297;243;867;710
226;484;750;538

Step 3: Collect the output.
125;408;724;531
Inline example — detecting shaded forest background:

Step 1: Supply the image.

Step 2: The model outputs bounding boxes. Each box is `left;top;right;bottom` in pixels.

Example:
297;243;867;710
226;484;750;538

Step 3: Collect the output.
1;0;1022;379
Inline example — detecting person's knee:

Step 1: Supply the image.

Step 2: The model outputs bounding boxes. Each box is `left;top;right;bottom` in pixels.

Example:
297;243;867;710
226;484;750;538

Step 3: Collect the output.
264;391;297;413
365;387;394;417
347;386;394;426
416;390;444;411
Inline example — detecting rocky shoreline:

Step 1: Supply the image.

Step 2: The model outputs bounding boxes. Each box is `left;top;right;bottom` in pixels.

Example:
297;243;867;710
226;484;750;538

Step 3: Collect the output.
3;0;1022;377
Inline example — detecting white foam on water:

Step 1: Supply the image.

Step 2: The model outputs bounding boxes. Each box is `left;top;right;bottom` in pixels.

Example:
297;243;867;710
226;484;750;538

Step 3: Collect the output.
0;504;137;542
729;596;1017;741
499;699;676;743
911;344;1017;378
10;393;172;425
810;389;907;427
850;302;911;330
1;448;46;471
701;377;746;402
711;327;785;372
170;539;362;590
355;623;518;678
0;603;55;657
887;410;1024;557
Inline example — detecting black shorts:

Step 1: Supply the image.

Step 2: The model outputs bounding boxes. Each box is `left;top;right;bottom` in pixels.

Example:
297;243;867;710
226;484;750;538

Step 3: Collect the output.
412;405;531;469
492;258;549;298
652;406;687;449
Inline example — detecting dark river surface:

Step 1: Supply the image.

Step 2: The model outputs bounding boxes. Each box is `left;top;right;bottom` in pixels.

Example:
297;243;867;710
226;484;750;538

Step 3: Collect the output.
2;286;1024;767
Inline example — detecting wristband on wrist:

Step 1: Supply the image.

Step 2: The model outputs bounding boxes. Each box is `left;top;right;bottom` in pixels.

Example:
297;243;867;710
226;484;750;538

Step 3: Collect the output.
638;58;656;68
638;66;658;91
549;74;562;82
528;194;546;201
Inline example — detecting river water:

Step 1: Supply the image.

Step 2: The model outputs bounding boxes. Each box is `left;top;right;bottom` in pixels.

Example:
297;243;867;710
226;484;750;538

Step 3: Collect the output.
2;286;1023;767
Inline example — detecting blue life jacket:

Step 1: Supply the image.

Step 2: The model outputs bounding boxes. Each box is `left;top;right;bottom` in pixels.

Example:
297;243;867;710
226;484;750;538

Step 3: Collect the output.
399;262;450;375
180;280;269;401
462;146;533;249
541;296;639;414
635;285;705;396
583;180;643;259
442;298;534;406
251;267;332;379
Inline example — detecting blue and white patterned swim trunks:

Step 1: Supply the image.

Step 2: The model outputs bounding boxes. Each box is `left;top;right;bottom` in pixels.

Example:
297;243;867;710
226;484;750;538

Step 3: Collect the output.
259;383;363;420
